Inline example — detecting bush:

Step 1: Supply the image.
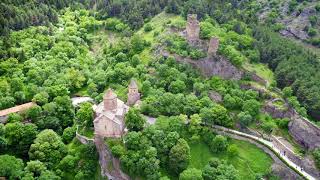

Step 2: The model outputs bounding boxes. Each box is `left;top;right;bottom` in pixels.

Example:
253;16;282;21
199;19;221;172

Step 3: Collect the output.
227;144;238;157
111;145;126;158
308;28;317;37
144;24;153;32
313;148;320;169
209;135;228;153
62;126;76;144
309;16;318;26
179;168;203;180
7;113;23;123
316;4;320;12
276;118;290;129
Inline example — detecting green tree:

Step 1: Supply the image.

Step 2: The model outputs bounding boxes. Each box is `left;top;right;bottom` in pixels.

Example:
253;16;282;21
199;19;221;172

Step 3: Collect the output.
202;158;238;180
7;113;23;123
242;99;261;117
169;139;190;174
237;111;253;128
76;102;94;127
0;155;24;179
210;135;228;153
125;108;146;131
29;129;67;168
32;92;49;106
200;104;231;127
62;126;76;144
169;80;186;94
179;168;203;180
111;145;126;158
282;87;293;98
189;114;202;136
4;122;38;156
24;160;47;178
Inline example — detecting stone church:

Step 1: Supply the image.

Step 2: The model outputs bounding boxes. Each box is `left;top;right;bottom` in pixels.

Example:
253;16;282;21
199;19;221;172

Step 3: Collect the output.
93;80;140;138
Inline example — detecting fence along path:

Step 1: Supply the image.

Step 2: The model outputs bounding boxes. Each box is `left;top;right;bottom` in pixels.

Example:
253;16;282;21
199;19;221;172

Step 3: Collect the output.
211;125;316;180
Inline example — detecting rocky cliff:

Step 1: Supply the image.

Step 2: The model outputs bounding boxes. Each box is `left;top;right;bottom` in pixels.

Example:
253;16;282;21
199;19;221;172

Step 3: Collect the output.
288;116;320;150
173;54;243;80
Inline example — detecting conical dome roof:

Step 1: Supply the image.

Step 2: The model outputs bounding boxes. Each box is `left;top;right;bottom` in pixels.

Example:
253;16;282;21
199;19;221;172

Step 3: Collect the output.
129;79;138;89
104;88;117;99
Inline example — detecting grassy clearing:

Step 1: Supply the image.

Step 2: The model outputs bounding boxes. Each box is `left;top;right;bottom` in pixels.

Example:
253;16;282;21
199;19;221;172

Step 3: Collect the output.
244;62;275;86
161;139;273;180
136;12;185;64
189;140;273;180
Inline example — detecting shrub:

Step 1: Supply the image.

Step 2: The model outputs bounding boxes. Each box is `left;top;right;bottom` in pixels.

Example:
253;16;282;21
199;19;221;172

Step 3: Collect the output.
308;28;317;37
144;24;153;32
316;4;320;12
111;145;126;158
309;16;318;26
313;148;320;169
209;135;228;153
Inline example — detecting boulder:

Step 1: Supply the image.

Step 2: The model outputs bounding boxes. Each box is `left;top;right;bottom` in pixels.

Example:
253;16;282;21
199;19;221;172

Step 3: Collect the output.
208;91;222;103
288;117;320;150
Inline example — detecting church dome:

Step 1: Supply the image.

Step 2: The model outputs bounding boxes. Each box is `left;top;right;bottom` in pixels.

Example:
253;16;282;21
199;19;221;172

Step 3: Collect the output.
104;88;117;99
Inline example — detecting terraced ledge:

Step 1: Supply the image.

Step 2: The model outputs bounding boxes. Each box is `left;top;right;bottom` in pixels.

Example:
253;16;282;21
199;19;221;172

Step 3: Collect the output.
211;125;316;180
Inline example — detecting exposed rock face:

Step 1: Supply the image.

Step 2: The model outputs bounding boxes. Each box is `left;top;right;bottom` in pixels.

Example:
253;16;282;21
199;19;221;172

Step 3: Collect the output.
262;99;294;119
240;83;269;98
271;164;302;180
300;156;320;179
288;116;320;150
259;2;317;42
285;7;316;40
208;90;222;103
173;54;243;80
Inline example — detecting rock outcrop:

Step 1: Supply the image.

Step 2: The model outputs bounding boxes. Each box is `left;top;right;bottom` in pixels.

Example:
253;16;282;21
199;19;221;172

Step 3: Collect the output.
288;116;320;150
262;99;294;119
173;54;243;80
208;90;222;103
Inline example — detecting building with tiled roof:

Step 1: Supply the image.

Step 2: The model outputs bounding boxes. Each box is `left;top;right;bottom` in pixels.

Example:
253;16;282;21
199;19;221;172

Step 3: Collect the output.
0;102;36;123
93;89;129;138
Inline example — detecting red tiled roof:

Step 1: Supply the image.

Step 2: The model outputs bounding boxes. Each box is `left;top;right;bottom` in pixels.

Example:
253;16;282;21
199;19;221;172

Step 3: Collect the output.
0;102;36;117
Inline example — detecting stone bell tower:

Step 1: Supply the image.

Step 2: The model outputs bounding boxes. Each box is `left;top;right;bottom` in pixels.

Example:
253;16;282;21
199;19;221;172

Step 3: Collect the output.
186;14;200;44
103;88;117;111
127;79;140;106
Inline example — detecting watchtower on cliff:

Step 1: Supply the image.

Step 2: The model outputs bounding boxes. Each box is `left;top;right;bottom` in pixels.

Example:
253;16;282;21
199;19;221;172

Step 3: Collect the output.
208;37;219;57
186;14;200;43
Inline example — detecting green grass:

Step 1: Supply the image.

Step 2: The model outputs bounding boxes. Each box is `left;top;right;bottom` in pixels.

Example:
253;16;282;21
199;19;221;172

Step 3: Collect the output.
244;62;275;87
135;12;185;64
188;140;273;180
161;139;273;180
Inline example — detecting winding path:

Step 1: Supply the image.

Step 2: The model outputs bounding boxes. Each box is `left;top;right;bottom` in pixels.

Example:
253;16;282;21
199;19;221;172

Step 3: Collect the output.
145;117;316;180
211;125;316;180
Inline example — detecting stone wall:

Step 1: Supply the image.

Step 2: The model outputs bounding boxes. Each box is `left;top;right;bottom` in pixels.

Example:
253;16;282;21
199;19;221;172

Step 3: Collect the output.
272;136;320;178
76;132;94;145
272;136;302;165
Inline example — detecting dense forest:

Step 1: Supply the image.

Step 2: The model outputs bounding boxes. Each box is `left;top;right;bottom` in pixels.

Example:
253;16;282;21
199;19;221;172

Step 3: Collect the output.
0;0;320;180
